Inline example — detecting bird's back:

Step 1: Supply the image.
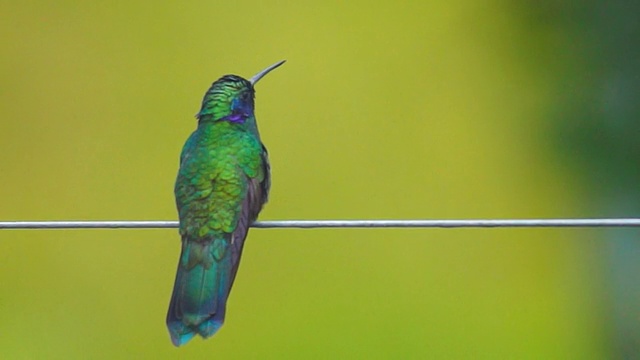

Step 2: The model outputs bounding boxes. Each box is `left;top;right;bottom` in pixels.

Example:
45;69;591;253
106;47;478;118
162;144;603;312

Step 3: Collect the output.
175;122;267;236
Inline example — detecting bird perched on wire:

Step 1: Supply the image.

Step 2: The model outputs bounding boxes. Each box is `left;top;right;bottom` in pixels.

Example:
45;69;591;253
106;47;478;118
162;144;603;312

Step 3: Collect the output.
167;60;285;346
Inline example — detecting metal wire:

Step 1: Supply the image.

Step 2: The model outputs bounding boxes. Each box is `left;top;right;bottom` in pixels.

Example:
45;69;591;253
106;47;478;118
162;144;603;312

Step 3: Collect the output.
1;219;640;230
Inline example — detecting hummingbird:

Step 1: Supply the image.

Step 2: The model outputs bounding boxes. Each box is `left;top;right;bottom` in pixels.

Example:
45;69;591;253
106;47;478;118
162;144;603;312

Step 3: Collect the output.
167;60;285;346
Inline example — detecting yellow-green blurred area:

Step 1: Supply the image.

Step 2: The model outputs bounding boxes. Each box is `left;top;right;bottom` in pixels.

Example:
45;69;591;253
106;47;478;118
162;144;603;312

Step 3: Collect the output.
3;1;639;358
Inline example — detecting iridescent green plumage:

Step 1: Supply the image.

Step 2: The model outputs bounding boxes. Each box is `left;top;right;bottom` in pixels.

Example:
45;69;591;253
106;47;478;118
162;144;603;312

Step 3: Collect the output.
167;61;284;346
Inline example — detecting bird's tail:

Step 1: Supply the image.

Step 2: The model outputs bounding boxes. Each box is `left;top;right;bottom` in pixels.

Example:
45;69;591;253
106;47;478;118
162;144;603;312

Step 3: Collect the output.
166;238;233;346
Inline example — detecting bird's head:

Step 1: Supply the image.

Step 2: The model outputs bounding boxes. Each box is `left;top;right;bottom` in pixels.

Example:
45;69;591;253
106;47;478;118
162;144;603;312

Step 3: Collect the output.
197;60;285;123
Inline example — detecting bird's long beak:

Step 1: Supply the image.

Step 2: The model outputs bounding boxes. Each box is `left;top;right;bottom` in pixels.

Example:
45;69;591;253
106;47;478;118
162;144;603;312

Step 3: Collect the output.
250;60;286;85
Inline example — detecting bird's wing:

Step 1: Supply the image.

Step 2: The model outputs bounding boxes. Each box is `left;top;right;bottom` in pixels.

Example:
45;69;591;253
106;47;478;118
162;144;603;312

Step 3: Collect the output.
259;144;271;203
228;150;270;284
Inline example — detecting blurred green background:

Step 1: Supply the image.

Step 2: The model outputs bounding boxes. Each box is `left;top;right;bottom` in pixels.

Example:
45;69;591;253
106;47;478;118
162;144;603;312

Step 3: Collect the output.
1;1;639;359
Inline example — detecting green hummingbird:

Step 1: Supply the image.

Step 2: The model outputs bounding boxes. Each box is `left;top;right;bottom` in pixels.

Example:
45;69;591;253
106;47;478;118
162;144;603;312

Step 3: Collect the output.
167;60;284;346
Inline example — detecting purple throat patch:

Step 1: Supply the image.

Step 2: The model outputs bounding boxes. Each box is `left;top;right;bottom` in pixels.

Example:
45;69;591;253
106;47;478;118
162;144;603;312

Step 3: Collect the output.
226;113;246;123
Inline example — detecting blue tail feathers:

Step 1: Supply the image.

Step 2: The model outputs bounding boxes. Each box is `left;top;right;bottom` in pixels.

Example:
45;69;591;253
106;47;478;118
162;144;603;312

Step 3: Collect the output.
166;240;232;346
167;316;225;346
